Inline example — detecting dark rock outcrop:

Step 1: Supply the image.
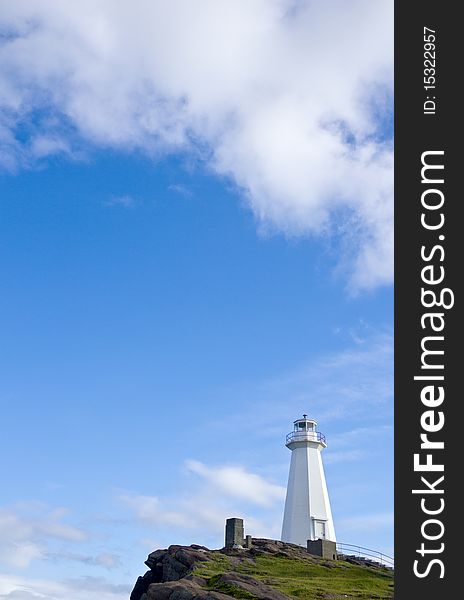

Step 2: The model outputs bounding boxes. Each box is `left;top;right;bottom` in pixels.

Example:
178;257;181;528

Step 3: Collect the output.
130;545;211;599
144;545;209;582
130;538;394;600
130;541;294;600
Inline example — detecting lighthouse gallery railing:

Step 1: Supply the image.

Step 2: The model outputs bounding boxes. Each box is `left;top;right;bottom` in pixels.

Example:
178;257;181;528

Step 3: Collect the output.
286;431;326;444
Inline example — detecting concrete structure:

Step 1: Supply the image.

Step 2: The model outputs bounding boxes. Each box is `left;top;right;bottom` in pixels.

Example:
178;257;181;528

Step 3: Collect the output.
225;518;245;548
307;539;338;560
281;414;336;547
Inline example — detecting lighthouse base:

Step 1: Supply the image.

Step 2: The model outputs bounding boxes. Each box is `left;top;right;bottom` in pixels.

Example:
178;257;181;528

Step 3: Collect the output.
307;539;338;561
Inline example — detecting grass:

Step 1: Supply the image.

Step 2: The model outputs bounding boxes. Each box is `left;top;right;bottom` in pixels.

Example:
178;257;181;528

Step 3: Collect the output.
206;575;258;599
194;552;394;599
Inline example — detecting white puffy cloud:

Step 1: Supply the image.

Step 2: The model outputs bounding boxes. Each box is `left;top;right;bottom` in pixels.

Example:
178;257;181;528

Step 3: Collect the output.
0;0;393;290
185;460;285;506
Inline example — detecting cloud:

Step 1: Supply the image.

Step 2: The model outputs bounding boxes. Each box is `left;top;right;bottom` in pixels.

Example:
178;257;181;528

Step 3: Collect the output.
0;574;130;600
168;184;193;198
212;329;393;439
119;493;192;529
103;195;137;208
0;0;393;290
46;551;122;570
0;504;88;569
321;423;392;465
185;460;286;507
120;460;285;546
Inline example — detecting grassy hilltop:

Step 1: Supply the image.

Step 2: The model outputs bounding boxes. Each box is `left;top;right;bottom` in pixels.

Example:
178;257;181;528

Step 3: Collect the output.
130;538;394;600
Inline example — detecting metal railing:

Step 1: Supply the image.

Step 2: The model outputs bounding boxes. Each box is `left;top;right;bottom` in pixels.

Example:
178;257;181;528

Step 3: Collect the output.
336;542;394;568
286;430;326;445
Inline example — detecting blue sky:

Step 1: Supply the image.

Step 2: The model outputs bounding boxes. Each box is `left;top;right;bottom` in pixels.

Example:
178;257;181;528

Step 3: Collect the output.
0;2;393;599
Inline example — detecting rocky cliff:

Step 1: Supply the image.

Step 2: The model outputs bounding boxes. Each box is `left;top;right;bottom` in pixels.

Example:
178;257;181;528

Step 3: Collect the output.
130;538;394;600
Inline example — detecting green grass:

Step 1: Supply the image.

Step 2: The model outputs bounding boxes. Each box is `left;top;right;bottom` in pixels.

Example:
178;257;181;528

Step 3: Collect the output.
194;552;394;600
206;575;258;599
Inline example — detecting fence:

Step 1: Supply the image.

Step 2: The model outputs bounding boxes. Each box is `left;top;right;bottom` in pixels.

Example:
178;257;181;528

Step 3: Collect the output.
336;542;394;568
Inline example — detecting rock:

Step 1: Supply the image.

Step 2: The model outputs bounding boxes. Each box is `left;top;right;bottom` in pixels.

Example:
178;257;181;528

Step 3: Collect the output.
143;545;210;584
130;571;159;600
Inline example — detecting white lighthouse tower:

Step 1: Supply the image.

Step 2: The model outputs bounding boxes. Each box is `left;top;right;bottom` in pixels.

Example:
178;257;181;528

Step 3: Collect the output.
281;414;336;547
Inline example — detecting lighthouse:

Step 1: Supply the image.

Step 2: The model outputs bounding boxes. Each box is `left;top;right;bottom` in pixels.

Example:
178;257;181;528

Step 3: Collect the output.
281;414;336;547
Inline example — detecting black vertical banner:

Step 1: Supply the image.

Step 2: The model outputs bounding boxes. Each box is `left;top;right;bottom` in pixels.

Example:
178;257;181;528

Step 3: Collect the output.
395;2;460;598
